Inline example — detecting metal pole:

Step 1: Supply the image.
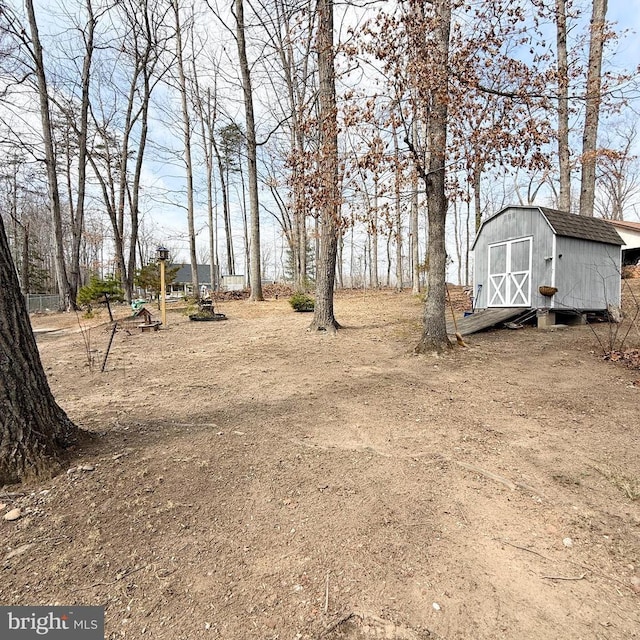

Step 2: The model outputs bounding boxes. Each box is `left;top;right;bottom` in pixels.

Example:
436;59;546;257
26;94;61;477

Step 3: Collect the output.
160;259;167;327
101;322;117;373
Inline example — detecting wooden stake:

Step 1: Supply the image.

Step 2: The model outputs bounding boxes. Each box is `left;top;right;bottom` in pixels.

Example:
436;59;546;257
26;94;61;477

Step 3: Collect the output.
446;284;467;347
324;572;329;614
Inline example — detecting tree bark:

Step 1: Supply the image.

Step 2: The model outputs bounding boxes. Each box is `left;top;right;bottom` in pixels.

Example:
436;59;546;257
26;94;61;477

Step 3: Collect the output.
414;0;452;354
235;0;264;301
473;163;482;232
411;166;420;294
579;0;608;216
392;121;403;291
0;215;77;485
372;176;379;288
556;0;571;212
310;0;340;332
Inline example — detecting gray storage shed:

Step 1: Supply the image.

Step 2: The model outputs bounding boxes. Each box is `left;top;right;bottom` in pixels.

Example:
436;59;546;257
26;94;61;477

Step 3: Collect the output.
472;206;623;312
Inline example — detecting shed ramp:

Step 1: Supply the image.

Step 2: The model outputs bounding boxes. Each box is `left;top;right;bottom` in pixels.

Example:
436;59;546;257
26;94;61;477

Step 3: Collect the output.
448;308;534;336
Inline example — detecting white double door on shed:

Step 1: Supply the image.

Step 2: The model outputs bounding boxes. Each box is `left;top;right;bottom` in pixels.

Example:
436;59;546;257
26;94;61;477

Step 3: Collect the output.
487;237;532;307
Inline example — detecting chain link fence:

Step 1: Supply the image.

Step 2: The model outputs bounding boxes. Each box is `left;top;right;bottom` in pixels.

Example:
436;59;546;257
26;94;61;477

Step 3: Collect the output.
25;294;64;313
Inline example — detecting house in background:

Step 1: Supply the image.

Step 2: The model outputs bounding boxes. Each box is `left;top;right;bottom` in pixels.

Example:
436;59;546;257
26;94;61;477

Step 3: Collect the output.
168;264;219;297
605;220;640;266
472;206;623;316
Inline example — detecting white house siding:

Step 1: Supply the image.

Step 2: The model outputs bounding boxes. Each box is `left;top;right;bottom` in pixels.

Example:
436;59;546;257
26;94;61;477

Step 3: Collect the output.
553;238;621;310
614;227;640;250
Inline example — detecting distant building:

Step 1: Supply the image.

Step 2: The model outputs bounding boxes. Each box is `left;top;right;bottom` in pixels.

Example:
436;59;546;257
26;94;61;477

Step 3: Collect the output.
168;264;219;297
220;274;246;291
605;220;640;266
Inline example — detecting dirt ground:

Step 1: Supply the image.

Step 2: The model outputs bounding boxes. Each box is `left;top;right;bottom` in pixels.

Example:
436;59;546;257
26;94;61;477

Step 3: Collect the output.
2;286;640;639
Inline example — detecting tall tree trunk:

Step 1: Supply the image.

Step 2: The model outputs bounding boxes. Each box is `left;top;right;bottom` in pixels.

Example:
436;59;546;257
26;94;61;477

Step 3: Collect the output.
126;73;152;303
172;0;199;297
473;163;482;232
0;215;77;485
386;231;392;287
453;200;462;285
235;0;264;301
556;0;571;212
207;130;219;290
464;198;470;286
193;72;219;291
410;165;420;294
24;0;72;308
212;142;234;276
579;0;608;217
310;0;340;331
371;178;379;289
336;233;343;288
21;222;30;294
415;0;452;354
239;170;250;286
392;122;403;291
68;0;95;304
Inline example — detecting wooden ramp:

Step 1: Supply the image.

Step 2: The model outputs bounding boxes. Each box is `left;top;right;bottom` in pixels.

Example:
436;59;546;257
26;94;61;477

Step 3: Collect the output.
448;308;533;336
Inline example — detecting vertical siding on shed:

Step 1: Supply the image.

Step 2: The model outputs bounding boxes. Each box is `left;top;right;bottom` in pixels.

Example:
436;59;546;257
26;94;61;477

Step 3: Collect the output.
552;238;621;309
473;207;554;308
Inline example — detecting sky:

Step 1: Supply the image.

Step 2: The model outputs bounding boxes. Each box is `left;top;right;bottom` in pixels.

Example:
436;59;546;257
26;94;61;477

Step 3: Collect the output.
6;0;640;281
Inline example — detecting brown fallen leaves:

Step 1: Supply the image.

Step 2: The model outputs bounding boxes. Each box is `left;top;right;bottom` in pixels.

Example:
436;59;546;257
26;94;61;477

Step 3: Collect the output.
604;349;640;386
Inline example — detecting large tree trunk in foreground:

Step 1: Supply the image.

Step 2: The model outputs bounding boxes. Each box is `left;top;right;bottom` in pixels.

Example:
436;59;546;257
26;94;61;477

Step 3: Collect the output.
414;0;452;354
0;216;77;485
310;0;340;332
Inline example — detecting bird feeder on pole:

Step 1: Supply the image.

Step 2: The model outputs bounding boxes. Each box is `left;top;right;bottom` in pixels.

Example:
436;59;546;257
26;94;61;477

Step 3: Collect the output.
156;246;169;328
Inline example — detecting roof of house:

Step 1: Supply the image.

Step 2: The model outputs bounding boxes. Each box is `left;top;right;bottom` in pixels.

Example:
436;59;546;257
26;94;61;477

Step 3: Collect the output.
606;220;640;233
170;264;216;284
538;207;624;245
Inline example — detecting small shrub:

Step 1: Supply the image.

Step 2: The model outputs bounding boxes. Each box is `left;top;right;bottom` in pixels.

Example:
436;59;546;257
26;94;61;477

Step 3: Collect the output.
77;275;124;308
289;292;315;312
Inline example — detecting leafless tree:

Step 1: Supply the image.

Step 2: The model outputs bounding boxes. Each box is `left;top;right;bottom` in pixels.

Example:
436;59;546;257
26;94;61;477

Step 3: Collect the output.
579;0;608;216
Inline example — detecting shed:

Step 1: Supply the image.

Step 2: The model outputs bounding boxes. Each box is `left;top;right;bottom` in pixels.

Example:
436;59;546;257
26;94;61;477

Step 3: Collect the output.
220;274;246;291
472;206;623;312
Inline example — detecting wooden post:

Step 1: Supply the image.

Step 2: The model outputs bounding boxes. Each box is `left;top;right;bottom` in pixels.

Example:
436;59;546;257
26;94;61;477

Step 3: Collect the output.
160;259;167;328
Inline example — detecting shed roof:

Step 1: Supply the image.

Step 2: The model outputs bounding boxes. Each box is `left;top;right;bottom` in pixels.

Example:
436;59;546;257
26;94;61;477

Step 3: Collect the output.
538;207;623;245
473;206;623;248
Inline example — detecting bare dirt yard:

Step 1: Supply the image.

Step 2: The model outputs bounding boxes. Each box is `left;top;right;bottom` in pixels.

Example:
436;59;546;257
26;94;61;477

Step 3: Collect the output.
2;286;640;639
